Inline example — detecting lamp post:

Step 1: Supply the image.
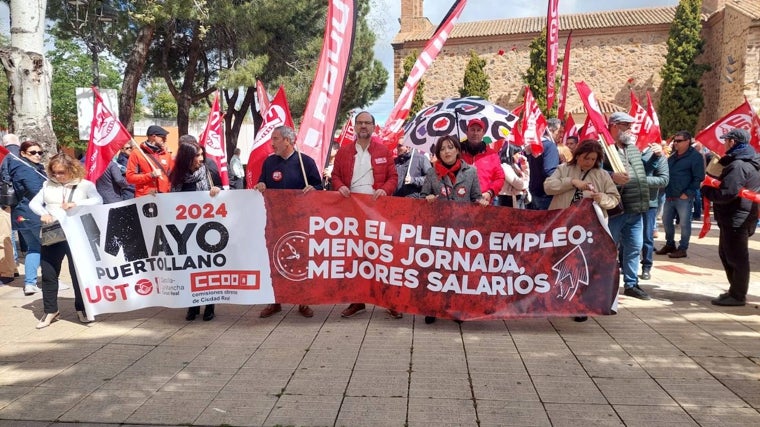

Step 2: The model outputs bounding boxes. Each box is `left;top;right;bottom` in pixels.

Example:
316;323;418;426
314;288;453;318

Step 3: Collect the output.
63;0;117;88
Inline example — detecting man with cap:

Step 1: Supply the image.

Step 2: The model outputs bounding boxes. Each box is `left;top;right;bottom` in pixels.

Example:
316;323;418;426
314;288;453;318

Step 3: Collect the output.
461;118;505;206
605;111;652;300
702;128;760;306
126;125;174;197
526;118;561;210
655;131;705;259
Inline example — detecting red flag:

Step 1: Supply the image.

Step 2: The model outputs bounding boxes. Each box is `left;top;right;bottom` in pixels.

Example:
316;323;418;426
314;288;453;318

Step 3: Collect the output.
546;0;560;112
198;91;229;187
522;87;547;155
578;114;599;141
380;0;468;143
557;31;572;120
245;86;295;188
629;91;651;151
85;87;133;181
695;100;755;156
747;101;760;153
562;113;578;144
574;82;616;146
297;0;358;174
335;115;356;147
645;92;663;144
256;80;270;114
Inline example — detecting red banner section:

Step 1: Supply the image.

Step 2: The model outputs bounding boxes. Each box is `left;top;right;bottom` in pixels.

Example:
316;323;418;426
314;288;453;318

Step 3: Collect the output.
298;0;357;172
263;191;619;320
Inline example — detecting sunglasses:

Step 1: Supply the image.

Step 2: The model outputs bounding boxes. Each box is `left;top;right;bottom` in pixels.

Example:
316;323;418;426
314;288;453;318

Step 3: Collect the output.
25;150;45;156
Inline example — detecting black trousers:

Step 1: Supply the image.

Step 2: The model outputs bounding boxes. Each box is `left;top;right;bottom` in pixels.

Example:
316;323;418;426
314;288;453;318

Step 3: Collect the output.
41;241;84;314
718;221;755;300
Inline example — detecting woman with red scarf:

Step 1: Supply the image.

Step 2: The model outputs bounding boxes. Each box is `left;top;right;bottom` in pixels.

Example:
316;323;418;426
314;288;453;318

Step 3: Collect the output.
421;135;483;205
420;135;483;324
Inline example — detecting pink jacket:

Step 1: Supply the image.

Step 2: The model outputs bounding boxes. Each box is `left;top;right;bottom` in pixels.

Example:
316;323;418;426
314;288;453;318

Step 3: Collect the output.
331;140;398;195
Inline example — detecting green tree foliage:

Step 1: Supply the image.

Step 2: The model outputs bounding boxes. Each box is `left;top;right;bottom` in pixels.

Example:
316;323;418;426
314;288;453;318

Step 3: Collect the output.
522;29;558;116
145;78;178;118
47;37;121;150
398;51;425;118
658;0;709;136
459;51;489;99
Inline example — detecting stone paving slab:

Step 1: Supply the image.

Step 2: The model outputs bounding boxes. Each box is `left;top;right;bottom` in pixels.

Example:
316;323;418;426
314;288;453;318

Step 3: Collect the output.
0;225;758;426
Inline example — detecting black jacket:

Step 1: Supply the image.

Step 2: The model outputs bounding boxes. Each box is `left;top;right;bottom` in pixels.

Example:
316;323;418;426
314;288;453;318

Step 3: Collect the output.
702;144;760;229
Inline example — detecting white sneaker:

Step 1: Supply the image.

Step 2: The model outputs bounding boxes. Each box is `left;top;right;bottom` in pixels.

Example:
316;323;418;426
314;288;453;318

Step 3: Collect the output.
24;285;40;295
58;281;71;291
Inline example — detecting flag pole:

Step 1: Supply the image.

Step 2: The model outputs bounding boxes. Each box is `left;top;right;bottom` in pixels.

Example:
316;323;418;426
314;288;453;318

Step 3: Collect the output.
295;144;309;190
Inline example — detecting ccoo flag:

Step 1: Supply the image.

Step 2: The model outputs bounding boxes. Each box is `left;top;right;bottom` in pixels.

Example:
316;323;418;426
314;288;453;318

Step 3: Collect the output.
85;87;133;181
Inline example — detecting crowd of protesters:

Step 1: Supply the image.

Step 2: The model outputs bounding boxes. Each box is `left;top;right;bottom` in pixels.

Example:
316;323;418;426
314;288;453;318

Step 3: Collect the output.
1;108;758;329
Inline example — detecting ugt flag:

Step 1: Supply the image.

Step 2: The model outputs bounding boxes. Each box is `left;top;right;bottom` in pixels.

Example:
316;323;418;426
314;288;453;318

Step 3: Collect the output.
85;87;133;181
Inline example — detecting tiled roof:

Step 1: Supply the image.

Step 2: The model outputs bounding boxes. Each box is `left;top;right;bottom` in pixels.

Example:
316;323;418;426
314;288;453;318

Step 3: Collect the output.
728;0;760;20
396;6;680;43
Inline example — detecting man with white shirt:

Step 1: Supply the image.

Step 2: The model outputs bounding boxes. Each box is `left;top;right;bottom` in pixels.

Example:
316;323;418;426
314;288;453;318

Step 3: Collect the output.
330;111;399;318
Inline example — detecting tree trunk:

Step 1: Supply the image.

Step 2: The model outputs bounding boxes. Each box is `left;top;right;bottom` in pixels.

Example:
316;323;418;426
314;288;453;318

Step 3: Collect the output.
224;87;255;160
1;0;57;154
119;23;155;134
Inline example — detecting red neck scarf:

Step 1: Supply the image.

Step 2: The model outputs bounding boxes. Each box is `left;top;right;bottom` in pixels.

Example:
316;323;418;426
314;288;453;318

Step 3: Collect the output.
435;159;462;184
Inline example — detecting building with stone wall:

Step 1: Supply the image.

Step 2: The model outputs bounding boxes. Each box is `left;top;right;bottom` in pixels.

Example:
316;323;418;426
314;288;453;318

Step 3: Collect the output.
393;0;760;132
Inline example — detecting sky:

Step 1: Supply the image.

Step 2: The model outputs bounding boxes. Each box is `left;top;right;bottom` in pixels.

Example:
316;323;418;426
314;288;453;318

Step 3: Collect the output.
365;0;679;123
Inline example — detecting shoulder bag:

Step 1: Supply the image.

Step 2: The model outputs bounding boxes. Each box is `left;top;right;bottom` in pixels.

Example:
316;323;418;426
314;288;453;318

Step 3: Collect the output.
39;185;77;246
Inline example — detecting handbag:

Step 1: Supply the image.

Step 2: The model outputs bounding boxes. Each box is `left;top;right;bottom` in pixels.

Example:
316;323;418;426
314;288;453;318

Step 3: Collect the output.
39;184;77;246
40;221;66;246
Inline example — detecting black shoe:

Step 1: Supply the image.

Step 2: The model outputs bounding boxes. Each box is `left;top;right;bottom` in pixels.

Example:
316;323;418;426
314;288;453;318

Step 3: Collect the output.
711;294;746;306
639;270;651;280
424;316;436;324
655;245;676;255
573;316;588;322
203;305;215;321
186;306;200;321
623;286;651;300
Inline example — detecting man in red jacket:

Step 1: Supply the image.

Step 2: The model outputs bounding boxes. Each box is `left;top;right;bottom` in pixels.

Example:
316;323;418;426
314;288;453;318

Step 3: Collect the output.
331;111;399;318
126;125;173;197
461;118;505;206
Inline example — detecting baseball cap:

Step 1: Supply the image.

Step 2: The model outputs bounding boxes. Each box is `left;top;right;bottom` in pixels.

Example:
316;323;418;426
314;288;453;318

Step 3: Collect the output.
467;118;485;129
608;112;635;124
719;128;750;144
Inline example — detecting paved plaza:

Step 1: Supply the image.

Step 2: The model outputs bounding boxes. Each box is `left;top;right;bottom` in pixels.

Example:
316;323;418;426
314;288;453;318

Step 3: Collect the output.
0;221;759;426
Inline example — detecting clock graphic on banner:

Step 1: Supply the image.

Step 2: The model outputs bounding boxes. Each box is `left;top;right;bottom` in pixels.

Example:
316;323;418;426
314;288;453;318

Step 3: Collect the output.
272;231;309;281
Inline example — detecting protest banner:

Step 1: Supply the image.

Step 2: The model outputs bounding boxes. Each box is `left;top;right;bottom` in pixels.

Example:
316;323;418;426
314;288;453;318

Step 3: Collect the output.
64;191;619;321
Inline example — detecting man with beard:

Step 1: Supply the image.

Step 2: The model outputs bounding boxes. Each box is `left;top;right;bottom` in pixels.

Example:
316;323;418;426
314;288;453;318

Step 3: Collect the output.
605;112;651;300
460;118;505;206
126;125;173;197
331;111;400;319
702;128;760;306
393;142;431;198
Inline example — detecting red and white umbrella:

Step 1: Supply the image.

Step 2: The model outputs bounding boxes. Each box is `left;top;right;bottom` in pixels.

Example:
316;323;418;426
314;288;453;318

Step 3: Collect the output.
402;96;519;154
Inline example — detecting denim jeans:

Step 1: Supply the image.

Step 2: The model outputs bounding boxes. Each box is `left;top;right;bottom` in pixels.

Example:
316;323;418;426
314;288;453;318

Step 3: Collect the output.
663;197;694;250
527;194;552;210
608;212;644;289
641;206;657;272
18;228;41;286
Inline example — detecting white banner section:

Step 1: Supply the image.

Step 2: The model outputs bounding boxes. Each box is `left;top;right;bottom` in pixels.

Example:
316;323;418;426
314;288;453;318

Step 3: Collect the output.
63;191;274;319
